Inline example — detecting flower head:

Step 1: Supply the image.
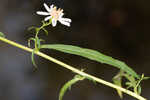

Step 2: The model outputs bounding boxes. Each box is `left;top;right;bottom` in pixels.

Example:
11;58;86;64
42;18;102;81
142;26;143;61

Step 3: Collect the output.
36;3;72;27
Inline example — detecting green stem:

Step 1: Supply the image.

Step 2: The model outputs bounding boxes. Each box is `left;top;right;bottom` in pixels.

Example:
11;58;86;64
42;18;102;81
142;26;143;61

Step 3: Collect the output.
0;37;147;100
34;20;52;50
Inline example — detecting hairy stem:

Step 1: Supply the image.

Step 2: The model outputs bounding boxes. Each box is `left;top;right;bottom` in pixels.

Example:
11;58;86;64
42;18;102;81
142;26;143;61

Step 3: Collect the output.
0;37;146;100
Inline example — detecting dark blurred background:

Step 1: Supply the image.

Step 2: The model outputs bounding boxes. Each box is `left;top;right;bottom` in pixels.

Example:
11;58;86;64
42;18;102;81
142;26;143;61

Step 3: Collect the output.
0;0;150;100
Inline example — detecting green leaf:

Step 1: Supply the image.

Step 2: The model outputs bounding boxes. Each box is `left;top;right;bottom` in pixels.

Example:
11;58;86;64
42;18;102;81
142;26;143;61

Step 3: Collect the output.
36;37;41;49
124;74;143;94
133;74;144;94
59;75;85;100
41;44;139;79
123;74;137;91
28;26;37;31
42;28;48;35
0;32;5;37
124;74;137;85
28;37;35;47
113;78;123;98
31;50;37;68
126;82;134;89
137;85;142;95
143;77;150;80
113;71;123;98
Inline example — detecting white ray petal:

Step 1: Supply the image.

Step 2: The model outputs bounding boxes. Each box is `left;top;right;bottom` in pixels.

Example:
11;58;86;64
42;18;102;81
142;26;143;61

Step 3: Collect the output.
60;18;72;22
44;16;52;21
48;4;54;12
59;13;64;18
52;19;57;27
50;4;54;9
36;11;49;16
44;3;51;12
59;20;71;27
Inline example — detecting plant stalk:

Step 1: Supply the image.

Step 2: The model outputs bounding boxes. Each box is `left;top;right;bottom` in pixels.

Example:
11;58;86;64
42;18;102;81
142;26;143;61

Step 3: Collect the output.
0;37;146;100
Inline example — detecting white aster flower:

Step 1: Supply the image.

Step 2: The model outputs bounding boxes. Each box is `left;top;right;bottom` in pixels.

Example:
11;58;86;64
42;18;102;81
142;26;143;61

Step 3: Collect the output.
36;3;72;27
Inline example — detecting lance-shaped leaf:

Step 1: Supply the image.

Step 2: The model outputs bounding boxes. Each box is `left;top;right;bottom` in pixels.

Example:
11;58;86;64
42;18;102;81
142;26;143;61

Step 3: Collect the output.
41;44;140;79
59;75;85;100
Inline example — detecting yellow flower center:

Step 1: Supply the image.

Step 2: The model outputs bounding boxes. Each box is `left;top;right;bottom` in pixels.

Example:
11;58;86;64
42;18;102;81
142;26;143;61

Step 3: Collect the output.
50;7;63;21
